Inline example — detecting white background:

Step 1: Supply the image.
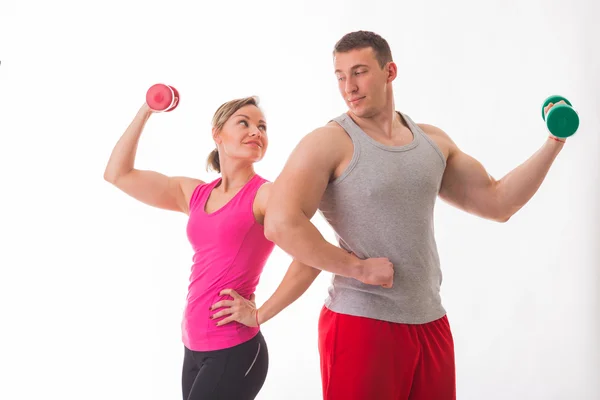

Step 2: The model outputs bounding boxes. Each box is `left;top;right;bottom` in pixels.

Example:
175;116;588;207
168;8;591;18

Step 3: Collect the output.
1;0;599;399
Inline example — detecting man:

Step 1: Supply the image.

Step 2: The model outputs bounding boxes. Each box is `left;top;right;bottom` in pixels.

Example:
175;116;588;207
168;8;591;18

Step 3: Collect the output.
263;31;567;400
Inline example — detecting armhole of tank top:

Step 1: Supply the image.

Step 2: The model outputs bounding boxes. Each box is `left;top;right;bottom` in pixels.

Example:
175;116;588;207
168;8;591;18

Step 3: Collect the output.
188;182;206;211
189;179;219;211
328;118;361;186
403;113;447;169
249;177;270;224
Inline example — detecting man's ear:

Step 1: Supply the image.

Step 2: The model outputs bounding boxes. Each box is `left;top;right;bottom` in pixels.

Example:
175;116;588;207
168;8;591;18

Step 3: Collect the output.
386;61;398;83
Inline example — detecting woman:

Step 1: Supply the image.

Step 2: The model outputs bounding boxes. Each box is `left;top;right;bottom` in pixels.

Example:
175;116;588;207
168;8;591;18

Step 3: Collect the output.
103;96;320;400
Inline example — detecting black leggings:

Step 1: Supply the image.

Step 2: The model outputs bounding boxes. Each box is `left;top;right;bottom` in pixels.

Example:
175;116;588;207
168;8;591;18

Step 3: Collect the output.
182;332;269;400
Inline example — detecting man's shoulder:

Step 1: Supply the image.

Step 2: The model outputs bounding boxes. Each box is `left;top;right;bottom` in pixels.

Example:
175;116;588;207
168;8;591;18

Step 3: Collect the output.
290;119;351;165
414;122;457;160
305;119;348;143
416;122;457;144
416;122;447;137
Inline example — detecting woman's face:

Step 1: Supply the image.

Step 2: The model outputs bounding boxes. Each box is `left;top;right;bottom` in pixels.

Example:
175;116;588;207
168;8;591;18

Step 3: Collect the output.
214;105;268;164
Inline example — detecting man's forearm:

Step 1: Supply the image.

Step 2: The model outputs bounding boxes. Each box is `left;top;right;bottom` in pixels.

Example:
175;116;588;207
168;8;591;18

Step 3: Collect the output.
497;137;564;219
257;260;321;325
264;213;362;280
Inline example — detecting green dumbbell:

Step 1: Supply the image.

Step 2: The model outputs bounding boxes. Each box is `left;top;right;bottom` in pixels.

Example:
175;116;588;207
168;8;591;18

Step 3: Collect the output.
541;95;579;138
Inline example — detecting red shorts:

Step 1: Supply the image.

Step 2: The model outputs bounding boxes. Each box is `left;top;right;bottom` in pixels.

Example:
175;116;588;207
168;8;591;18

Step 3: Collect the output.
318;306;456;400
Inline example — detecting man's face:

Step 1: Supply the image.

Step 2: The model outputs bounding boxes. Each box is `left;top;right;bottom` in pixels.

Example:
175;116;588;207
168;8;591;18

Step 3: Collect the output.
333;47;395;118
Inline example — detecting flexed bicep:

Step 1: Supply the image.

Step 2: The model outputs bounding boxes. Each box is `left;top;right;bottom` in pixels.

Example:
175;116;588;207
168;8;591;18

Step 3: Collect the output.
266;126;345;226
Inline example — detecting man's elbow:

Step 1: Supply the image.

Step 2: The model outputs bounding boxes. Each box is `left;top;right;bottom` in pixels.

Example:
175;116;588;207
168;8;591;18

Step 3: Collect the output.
263;221;278;243
264;212;290;243
491;208;512;223
488;193;512;223
494;214;511;223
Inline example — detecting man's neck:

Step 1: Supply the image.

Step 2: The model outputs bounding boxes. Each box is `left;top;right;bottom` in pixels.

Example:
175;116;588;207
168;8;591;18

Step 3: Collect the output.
347;105;403;139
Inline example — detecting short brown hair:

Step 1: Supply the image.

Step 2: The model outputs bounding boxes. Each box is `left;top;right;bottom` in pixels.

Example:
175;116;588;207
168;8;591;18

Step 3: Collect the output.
333;31;393;68
207;96;260;173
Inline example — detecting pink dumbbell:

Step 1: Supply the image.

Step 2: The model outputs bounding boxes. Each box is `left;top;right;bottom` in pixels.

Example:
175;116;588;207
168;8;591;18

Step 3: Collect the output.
146;83;180;112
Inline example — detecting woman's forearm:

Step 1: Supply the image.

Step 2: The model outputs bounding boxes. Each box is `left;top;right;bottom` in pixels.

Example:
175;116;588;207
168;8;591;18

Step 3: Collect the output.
257;260;321;325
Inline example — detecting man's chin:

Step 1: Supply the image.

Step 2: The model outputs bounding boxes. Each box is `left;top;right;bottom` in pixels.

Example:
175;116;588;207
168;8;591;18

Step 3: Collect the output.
349;107;372;119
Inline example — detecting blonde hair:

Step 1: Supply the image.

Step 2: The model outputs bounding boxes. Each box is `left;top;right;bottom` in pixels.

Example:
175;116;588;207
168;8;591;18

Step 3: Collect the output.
207;96;260;173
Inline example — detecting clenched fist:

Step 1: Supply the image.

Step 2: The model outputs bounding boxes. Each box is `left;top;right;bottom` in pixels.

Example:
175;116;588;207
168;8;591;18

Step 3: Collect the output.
351;253;394;288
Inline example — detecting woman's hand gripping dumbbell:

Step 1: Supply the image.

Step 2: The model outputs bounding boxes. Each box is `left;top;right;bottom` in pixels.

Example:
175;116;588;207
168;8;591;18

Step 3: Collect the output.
146;83;180;112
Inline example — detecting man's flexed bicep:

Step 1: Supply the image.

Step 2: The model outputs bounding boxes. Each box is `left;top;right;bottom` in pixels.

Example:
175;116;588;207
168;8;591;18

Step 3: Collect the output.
264;126;395;288
266;127;338;227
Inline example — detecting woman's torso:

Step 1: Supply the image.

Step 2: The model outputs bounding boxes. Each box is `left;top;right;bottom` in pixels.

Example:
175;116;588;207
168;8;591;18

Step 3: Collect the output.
183;174;274;351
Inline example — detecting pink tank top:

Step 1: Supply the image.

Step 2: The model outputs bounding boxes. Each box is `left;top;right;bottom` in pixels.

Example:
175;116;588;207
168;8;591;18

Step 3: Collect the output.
182;174;274;351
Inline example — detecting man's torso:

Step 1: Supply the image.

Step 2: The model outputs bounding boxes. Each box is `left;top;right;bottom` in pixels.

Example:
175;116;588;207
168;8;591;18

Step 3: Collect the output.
318;111;449;324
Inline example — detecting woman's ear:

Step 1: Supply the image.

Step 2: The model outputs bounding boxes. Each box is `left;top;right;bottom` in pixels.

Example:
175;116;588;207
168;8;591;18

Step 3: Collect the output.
212;127;222;144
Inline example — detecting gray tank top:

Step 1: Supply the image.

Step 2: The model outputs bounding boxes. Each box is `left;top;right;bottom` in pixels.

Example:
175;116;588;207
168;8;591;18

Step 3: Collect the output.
319;112;447;324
